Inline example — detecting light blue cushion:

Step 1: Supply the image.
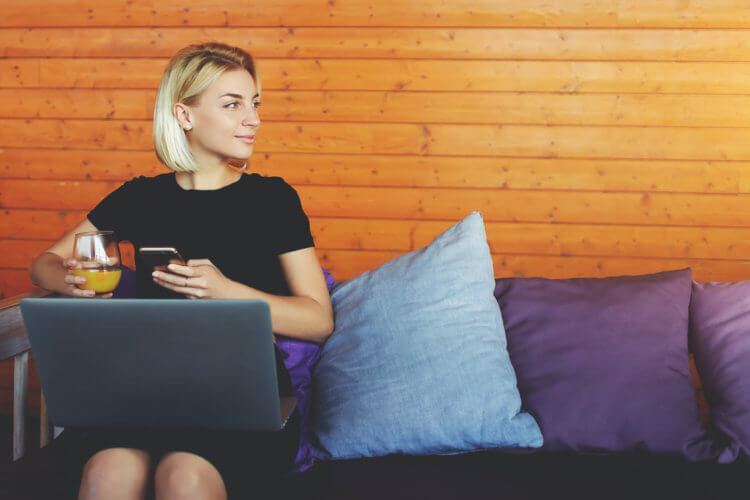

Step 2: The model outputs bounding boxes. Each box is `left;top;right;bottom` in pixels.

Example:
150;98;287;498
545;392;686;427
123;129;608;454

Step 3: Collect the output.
310;212;543;459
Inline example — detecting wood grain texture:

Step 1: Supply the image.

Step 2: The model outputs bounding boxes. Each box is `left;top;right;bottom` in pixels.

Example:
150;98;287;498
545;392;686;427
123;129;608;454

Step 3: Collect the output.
2;151;746;195
6;58;750;94
4;220;750;265
6;28;750;62
3;0;748;28
4;120;750;161
7;89;750;129
2;180;749;227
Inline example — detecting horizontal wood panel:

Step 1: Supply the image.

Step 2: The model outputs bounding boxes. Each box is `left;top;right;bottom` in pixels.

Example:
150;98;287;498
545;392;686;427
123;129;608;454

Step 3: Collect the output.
5;219;750;265
5;28;750;62
7;89;750;129
3;119;750;161
2;150;745;194
5;58;750;94
0;270;34;299
2;181;750;227
3;251;749;303
2;0;746;28
320;250;750;282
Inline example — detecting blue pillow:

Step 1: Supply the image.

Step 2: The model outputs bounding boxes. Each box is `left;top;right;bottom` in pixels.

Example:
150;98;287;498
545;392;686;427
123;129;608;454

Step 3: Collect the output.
310;212;542;459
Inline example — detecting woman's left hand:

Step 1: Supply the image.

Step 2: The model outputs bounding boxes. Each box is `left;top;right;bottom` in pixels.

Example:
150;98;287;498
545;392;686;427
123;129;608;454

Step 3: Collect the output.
152;259;235;299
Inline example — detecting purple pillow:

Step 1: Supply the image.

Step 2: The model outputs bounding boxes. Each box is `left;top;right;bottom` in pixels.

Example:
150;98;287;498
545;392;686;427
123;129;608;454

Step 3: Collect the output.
494;268;716;459
274;265;333;473
690;281;750;463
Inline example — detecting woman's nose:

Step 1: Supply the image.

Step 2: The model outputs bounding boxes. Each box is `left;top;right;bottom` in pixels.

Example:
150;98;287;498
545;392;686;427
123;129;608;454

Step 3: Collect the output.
243;107;260;127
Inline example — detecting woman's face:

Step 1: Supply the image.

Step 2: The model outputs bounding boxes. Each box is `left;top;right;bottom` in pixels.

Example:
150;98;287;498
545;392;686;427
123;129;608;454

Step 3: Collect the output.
179;68;260;164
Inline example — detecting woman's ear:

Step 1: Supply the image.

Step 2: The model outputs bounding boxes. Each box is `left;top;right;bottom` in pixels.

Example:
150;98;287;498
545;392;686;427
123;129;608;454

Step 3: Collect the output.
173;102;193;131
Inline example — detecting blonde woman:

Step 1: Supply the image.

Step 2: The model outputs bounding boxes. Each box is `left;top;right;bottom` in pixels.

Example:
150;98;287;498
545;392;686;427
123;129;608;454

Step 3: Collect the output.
29;43;334;499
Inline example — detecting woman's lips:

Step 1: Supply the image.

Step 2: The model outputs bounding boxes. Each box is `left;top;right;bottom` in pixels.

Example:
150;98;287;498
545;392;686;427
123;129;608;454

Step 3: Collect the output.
236;136;255;144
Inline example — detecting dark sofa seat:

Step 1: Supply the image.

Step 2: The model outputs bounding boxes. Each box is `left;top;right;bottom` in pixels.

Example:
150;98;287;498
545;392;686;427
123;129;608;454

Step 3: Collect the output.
4;431;748;499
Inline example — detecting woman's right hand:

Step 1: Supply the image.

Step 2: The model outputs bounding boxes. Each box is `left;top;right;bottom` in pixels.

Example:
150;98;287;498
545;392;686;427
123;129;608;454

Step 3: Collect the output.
62;258;113;298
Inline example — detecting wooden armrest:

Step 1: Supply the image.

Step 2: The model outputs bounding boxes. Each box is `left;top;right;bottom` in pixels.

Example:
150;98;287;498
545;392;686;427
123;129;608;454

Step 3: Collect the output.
0;288;54;460
0;289;52;363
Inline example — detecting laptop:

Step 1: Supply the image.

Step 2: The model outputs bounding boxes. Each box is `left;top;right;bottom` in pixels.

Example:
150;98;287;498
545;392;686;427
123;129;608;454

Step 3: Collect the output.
20;298;296;432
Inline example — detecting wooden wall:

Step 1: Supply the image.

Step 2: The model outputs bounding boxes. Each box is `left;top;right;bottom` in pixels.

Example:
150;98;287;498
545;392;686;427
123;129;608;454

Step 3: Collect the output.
1;0;750;414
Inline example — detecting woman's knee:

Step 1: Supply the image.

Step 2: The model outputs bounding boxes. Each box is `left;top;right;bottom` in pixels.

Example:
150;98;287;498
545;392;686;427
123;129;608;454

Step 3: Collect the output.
78;448;151;499
154;452;226;500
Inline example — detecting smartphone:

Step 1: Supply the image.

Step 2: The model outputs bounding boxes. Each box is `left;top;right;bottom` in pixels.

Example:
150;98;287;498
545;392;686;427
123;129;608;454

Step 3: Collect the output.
138;247;186;272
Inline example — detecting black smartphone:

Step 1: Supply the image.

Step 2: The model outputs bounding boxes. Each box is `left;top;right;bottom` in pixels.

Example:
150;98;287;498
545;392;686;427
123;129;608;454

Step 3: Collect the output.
138;247;186;272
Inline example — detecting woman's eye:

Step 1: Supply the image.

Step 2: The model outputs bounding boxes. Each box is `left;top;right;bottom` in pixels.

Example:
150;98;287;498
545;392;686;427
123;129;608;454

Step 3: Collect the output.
224;101;239;109
253;101;261;109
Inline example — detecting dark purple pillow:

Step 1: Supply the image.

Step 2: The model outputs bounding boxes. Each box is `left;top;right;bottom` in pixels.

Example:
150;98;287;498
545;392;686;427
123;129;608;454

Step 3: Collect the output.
494;268;716;459
690;281;750;463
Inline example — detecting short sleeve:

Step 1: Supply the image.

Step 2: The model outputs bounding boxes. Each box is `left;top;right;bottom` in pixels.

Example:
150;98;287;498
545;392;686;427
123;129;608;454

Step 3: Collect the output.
86;178;141;242
270;178;315;255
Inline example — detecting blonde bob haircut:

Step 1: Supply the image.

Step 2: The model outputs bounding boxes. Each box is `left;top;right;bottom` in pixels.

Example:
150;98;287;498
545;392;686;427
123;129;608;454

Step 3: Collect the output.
153;42;261;172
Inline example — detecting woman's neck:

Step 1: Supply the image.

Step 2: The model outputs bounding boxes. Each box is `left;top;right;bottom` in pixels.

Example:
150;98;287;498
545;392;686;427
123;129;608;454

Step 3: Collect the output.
174;163;243;191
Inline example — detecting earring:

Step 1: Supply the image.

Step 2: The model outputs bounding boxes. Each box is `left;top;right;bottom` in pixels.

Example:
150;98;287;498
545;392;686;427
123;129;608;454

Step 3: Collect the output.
184;125;192;131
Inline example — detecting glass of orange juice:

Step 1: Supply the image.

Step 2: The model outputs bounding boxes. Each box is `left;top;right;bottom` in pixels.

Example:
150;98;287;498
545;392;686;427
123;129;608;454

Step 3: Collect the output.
72;231;122;294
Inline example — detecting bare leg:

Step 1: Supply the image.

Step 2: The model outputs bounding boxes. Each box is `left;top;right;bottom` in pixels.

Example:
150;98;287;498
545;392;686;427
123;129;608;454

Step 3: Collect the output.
78;447;152;500
154;451;227;500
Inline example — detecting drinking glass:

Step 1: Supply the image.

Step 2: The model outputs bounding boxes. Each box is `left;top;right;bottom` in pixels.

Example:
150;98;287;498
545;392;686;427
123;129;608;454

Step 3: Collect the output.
72;231;122;294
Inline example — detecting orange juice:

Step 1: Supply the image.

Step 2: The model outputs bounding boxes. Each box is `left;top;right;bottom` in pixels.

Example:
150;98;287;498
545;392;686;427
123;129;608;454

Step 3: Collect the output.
72;269;122;293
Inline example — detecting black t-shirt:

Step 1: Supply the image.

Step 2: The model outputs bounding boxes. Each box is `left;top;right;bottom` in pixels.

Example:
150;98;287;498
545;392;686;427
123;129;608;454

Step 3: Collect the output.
87;172;314;299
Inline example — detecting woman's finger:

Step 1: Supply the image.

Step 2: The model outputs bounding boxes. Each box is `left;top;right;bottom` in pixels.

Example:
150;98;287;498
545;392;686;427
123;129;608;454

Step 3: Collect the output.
70;286;96;298
153;276;203;298
164;263;195;276
64;274;87;286
187;259;213;267
152;271;188;286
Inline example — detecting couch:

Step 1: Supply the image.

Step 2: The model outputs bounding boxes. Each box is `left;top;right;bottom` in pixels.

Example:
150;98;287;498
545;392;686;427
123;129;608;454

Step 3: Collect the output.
5;213;750;499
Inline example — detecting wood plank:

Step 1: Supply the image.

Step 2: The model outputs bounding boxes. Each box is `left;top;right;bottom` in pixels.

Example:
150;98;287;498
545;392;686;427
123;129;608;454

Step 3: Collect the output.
319;250;750;282
0;270;34;299
1;253;749;302
5;220;750;263
7;58;750;95
3;0;749;28
5;28;750;62
0;150;166;181
2;180;749;227
4;119;750;161
7;89;750;129
0;89;155;120
2;150;746;195
0;0;620;28
0;210;87;240
310;220;750;260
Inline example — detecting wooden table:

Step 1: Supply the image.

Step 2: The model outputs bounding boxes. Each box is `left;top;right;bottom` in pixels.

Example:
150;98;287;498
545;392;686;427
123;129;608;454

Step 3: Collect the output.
0;289;55;461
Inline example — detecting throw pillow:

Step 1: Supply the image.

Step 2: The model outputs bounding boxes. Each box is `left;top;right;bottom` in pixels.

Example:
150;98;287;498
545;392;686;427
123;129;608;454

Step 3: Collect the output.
494;269;716;460
690;280;750;463
310;212;543;460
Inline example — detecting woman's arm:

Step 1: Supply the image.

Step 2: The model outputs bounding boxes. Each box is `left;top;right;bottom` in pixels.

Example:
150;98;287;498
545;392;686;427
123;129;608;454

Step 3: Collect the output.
152;247;335;343
28;218;108;297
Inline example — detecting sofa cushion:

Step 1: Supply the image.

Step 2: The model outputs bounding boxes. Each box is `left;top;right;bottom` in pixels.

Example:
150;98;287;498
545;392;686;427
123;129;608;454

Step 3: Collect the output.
494;269;716;459
310;212;542;460
690;280;750;463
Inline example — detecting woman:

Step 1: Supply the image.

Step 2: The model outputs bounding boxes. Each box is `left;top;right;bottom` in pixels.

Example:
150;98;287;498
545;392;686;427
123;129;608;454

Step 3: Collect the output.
28;42;334;499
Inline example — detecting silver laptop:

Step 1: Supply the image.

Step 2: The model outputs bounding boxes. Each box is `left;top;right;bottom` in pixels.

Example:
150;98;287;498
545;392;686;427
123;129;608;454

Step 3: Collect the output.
20;298;296;431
